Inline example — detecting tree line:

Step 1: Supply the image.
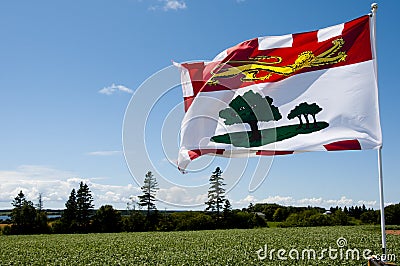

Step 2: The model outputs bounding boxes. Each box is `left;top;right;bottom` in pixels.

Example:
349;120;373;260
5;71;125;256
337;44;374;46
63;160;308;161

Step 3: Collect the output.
250;202;400;227
2;168;400;235
1;168;266;235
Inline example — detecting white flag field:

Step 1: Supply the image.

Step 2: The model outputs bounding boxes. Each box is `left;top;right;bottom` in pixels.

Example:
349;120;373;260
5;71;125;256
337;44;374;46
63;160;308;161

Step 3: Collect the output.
175;14;382;172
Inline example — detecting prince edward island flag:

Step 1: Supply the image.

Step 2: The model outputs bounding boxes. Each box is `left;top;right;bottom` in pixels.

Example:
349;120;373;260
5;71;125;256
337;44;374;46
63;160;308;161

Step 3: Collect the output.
175;14;382;172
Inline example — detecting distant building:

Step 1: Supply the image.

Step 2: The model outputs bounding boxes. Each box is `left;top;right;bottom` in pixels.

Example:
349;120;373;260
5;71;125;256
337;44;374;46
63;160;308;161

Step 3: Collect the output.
255;212;266;219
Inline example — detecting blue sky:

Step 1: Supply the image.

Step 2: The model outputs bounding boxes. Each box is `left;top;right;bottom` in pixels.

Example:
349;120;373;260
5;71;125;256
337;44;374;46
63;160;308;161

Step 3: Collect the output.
0;0;399;210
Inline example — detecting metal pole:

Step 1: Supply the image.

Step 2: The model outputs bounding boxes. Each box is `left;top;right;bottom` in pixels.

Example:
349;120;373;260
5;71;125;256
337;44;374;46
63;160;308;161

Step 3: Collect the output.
370;3;386;257
378;147;387;257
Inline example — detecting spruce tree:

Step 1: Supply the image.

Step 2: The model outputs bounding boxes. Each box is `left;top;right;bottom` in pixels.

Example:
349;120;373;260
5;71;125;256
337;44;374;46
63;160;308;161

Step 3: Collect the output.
11;191;36;234
62;188;78;232
11;191;25;228
76;182;94;231
205;167;226;217
35;193;49;233
223;199;232;217
138;171;158;217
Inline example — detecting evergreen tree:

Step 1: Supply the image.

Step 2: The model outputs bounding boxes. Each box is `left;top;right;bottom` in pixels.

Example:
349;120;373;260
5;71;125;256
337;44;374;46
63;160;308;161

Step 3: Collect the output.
223;199;232;218
10;191;36;234
36;193;43;211
35;193;49;233
21;200;36;233
138;171;158;217
11;191;25;229
61;188;78;232
205;167;226;217
76;182;94;231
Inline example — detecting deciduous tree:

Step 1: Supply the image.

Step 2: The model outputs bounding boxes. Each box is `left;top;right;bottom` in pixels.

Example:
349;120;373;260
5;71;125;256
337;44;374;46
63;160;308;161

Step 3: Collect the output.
92;205;122;233
219;91;282;141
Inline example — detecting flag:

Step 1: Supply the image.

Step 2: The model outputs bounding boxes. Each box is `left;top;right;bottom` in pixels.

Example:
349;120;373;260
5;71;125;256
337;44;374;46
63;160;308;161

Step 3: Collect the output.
175;14;382;172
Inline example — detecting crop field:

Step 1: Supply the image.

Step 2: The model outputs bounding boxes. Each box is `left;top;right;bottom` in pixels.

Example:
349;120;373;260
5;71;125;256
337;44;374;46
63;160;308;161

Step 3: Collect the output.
0;226;398;265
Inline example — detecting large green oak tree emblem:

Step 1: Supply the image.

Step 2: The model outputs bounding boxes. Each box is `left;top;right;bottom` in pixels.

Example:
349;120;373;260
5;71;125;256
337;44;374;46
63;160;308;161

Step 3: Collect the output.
211;91;329;147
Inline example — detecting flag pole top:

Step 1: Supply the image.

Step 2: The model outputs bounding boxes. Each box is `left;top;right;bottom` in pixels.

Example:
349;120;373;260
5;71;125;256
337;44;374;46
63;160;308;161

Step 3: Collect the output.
371;3;378;12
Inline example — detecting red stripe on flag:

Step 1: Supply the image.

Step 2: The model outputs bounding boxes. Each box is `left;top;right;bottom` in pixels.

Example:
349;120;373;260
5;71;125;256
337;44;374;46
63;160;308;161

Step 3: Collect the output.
182;62;207;95
292;30;318;47
256;150;294;156
188;149;225;160
183;96;194;112
341;15;372;65
226;38;259;59
323;139;361;151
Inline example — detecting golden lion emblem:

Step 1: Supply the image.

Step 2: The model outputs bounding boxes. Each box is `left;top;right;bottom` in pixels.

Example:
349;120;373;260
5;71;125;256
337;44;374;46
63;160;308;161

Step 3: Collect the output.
207;38;347;85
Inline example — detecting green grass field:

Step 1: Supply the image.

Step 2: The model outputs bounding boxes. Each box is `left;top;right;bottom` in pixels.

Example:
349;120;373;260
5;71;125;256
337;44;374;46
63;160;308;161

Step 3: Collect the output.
0;226;398;265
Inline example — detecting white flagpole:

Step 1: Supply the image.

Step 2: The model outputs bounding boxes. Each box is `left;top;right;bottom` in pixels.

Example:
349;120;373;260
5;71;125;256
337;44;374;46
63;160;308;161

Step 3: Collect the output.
370;3;387;257
378;147;387;256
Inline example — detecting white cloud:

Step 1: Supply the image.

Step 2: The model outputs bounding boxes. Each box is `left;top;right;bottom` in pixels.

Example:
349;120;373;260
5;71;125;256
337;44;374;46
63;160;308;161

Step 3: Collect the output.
357;200;377;207
98;83;133;95
234;195;257;206
148;5;157;11
297;197;324;206
260;195;295;206
325;196;353;207
89;182;141;205
86;150;122;156
383;202;396;207
158;186;206;206
163;0;186;11
0;165;140;209
149;0;187;11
